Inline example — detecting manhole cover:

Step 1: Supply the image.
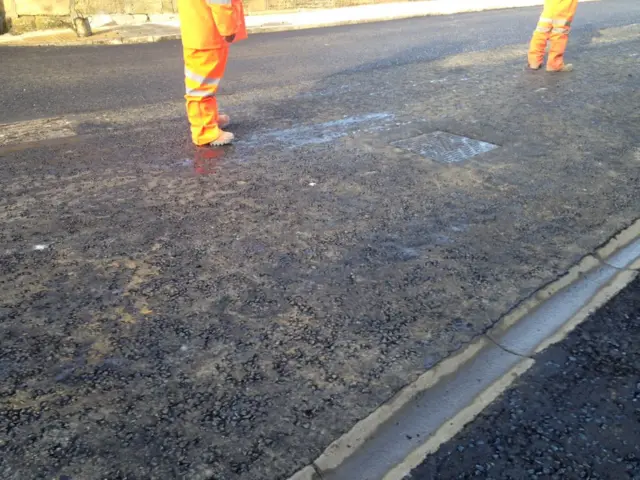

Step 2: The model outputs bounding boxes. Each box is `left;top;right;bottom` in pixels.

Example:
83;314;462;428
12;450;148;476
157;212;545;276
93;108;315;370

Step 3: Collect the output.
391;131;498;163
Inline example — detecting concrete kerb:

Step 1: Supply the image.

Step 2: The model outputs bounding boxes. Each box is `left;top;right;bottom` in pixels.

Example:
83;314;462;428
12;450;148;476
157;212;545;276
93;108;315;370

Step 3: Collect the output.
7;34;182;47
596;218;640;270
0;0;602;47
287;465;321;480
286;218;640;480
99;34;181;45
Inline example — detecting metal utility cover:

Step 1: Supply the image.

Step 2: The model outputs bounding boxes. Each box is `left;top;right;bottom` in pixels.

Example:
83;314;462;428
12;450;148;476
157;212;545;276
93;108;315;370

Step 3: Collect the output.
391;131;498;164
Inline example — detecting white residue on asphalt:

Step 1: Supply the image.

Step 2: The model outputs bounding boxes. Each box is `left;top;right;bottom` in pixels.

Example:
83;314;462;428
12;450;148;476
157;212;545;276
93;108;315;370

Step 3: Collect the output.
33;244;49;251
238;112;394;149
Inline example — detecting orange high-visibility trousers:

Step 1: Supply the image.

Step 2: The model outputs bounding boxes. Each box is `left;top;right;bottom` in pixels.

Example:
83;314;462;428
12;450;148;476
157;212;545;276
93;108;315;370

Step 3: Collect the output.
528;0;578;71
178;0;247;145
184;46;229;146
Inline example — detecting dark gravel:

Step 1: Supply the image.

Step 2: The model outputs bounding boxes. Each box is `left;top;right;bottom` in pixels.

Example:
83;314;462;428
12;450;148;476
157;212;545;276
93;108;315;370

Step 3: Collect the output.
410;276;640;480
1;3;639;480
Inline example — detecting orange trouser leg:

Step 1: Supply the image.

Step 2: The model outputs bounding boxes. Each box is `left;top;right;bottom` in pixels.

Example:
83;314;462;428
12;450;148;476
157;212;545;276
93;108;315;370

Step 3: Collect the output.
528;0;578;70
528;17;552;68
547;17;572;70
183;46;229;146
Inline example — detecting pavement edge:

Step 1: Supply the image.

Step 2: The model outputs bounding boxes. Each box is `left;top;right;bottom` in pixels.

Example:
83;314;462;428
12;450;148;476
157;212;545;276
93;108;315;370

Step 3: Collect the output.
285;218;640;480
0;1;549;47
241;4;536;36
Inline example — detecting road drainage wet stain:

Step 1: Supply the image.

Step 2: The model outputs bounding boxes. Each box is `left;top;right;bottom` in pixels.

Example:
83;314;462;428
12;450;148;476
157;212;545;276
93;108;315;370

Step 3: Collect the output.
192;146;228;175
0;135;86;156
152;146;231;174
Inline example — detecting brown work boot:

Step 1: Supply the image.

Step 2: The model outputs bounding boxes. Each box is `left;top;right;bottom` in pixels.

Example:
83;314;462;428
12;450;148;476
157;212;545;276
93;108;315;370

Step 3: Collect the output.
218;114;231;129
208;130;234;146
524;63;542;71
547;64;574;72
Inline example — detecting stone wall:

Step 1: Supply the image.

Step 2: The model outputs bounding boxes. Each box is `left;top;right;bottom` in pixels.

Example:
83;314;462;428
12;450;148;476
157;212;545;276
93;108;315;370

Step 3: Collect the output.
17;0;68;14
2;0;406;33
73;0;177;15
262;0;402;9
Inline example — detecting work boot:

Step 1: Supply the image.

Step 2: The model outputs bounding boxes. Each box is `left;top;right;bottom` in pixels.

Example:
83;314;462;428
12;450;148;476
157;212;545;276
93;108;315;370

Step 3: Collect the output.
208;130;234;146
218;114;231;129
524;63;542;71
547;64;574;72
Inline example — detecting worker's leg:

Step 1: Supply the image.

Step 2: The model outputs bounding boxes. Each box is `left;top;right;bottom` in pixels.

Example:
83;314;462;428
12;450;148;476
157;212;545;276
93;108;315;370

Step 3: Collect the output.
546;0;578;71
183;46;231;146
527;14;552;68
547;20;571;70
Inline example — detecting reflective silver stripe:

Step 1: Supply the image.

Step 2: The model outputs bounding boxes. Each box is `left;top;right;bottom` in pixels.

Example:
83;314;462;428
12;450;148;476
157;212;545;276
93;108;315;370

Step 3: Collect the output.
536;26;552;33
538;16;553;23
552;27;569;34
552;18;570;26
184;68;221;87
186;88;216;98
206;0;231;4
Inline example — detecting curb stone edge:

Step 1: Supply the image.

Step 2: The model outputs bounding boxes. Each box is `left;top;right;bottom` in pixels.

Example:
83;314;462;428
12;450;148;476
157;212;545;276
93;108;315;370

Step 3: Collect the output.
1;2;555;47
285;218;640;480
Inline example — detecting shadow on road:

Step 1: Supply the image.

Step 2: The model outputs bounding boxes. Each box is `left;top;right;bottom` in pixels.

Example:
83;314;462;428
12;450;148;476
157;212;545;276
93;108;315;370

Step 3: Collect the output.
0;20;639;480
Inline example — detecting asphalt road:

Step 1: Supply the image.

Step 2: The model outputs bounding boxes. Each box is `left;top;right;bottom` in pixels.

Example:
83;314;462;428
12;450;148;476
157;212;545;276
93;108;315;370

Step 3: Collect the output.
1;2;639;480
0;0;639;123
410;276;640;480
